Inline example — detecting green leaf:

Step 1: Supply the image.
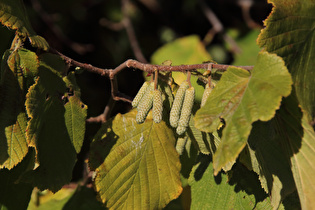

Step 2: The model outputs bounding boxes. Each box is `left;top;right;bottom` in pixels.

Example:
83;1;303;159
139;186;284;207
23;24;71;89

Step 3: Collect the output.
0;149;35;210
27;188;75;210
64;72;87;154
194;51;292;174
7;48;39;93
257;0;315;121
25;53;76;192
188;117;220;155
188;155;271;210
0;0;49;50
0;113;28;169
274;94;315;210
246;120;296;209
0;50;28;169
151;35;212;103
89;110;182;209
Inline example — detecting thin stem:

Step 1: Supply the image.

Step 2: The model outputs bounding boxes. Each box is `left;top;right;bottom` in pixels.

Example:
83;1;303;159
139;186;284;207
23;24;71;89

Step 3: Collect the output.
154;70;158;90
186;71;192;87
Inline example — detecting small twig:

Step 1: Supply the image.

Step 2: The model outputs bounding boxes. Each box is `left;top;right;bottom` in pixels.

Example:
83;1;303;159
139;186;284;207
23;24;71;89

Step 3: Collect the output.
122;0;148;63
86;96;116;123
53;49;110;77
199;0;241;53
30;0;94;55
238;0;261;29
99;18;125;31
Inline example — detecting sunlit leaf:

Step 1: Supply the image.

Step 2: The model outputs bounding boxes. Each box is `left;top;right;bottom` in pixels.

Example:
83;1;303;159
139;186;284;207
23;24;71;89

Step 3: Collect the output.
7;48;39;93
151;35;212;103
0;50;28;169
89;110;182;209
27;188;75;210
194;51;292;174
188;155;272;210
257;0;315;122
25;53;76;192
0;0;49;50
64;72;87;154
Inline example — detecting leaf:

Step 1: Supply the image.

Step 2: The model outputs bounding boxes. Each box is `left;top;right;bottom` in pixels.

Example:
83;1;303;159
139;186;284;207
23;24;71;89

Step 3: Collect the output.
194;51;292;174
188;155;271;210
0;0;49;50
64;72;87;154
27;188;75;210
25;53;76;192
89;110;182;209
0;50;28;169
151;35;212;103
0;149;35;210
7;48;39;93
246;120;296;209
0;113;28;169
274;94;315;210
257;0;315;121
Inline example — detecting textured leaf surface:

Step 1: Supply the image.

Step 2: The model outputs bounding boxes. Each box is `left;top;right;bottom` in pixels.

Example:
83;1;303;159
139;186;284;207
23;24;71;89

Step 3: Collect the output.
257;1;315;208
188;155;271;210
7;48;39;92
274;95;315;210
0;50;28;169
0;0;49;50
194;51;292;174
89;110;182;209
257;0;315;121
25;53;76;192
151;35;211;102
246;120;296;208
64;72;87;153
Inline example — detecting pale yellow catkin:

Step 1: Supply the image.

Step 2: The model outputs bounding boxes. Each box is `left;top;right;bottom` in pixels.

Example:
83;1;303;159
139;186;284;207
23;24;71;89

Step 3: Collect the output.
135;83;154;123
201;85;212;107
132;81;150;108
175;137;188;155
169;81;190;128
153;89;163;123
176;87;195;135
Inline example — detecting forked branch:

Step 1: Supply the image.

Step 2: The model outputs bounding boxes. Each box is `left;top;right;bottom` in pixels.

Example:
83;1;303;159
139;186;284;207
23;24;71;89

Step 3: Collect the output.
55;50;253;103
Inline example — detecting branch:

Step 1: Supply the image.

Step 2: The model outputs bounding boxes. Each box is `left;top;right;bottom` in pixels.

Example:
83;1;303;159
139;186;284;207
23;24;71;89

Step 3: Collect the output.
199;0;241;53
53;50;253;105
30;0;94;55
121;0;148;63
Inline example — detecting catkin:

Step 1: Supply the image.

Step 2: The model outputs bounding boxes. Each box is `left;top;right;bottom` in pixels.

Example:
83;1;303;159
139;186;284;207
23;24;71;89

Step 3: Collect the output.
169;81;190;128
176;87;195;135
136;83;154;124
132;81;150;108
176;136;188;155
153;89;163;123
201;85;212;107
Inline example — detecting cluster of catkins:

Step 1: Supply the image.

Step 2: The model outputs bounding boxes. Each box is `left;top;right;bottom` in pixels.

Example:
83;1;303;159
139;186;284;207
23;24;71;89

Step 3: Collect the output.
132;76;212;136
132;81;163;124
